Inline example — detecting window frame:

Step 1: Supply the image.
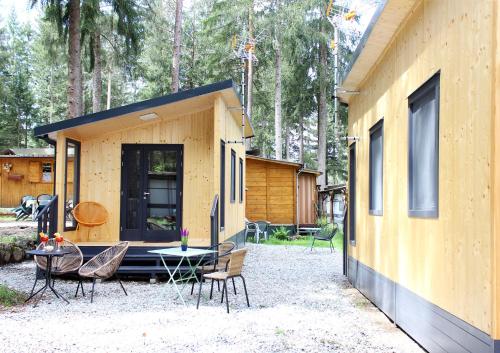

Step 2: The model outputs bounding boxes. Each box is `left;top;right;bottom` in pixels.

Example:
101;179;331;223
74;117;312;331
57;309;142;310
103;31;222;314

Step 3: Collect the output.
369;119;384;216
41;162;53;183
220;140;225;230
408;72;440;218
230;149;236;203
64;138;81;231
349;143;356;246
239;158;243;203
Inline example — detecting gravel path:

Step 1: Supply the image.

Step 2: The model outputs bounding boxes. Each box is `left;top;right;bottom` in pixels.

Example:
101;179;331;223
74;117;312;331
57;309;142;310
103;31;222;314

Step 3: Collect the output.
0;245;424;353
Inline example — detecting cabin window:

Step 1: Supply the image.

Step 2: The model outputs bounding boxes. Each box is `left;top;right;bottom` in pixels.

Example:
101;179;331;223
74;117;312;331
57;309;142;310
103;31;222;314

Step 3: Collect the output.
64;139;80;230
369;120;383;215
408;73;440;218
220;140;225;230
42;162;52;183
230;149;236;203
239;158;243;203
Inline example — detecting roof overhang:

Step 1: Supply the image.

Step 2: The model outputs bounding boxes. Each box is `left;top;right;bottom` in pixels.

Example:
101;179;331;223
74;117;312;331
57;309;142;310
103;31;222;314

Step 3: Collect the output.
34;80;254;140
245;155;321;175
337;0;419;103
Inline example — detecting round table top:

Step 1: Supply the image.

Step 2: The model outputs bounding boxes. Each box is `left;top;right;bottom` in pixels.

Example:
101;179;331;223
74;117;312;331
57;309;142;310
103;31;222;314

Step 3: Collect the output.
26;249;71;257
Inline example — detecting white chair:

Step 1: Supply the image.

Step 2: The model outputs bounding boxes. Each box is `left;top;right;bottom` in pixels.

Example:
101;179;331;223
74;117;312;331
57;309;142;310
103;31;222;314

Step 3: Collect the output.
244;219;263;243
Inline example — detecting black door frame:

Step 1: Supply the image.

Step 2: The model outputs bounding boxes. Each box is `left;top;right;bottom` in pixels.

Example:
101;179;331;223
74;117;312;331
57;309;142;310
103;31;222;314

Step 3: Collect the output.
120;144;184;242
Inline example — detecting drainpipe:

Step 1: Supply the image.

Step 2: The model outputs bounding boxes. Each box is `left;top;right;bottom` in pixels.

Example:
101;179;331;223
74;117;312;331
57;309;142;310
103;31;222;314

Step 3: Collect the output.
296;167;304;233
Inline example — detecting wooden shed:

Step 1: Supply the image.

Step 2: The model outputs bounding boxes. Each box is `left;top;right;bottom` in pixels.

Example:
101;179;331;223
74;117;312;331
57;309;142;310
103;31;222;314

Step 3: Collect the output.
33;80;253;270
0;148;56;207
340;1;500;352
245;155;319;227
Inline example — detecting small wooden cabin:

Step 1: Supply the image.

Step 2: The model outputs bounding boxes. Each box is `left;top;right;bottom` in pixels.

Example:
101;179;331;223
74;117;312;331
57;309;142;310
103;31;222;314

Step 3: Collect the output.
245;155;319;227
33;80;253;266
0;148;56;208
340;0;500;352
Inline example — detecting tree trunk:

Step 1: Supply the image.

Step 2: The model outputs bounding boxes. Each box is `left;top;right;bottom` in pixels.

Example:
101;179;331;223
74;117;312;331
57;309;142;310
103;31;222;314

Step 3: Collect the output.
67;0;83;118
106;67;112;110
245;1;255;151
317;23;328;189
285;123;291;160
274;39;282;160
92;29;102;113
299;115;304;164
246;2;254;119
171;0;183;93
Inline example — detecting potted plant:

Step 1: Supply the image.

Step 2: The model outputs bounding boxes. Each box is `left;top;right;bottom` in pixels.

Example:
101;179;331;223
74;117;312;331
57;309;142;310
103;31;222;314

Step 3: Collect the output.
180;228;189;251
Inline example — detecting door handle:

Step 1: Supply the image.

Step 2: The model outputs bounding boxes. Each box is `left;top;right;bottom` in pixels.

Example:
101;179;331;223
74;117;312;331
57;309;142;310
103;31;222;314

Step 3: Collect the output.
143;192;150;195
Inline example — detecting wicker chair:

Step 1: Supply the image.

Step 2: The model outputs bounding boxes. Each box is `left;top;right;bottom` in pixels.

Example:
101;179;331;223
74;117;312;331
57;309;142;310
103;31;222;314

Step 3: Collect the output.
30;239;84;297
190;241;236;296
78;241;129;303
72;201;108;241
196;248;250;313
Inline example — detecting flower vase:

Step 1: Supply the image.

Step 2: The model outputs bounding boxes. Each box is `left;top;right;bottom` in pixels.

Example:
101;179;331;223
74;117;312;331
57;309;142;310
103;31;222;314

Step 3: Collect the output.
181;244;188;251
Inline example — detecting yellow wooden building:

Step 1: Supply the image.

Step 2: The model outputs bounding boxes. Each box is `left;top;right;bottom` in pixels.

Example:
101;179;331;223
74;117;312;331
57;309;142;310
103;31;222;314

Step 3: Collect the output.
34;81;253;265
0;148;56;208
339;0;500;352
245;155;319;227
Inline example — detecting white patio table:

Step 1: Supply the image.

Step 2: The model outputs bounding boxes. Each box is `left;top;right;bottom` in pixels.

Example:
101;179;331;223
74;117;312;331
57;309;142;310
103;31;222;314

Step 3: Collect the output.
148;248;216;305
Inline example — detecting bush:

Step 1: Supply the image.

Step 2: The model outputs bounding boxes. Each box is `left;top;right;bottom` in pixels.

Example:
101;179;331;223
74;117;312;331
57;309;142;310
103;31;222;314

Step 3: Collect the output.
316;216;329;228
272;226;290;240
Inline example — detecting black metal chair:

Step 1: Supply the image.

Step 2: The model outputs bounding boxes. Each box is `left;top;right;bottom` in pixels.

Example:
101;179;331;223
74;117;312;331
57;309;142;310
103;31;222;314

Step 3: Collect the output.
190;241;236;296
310;226;338;253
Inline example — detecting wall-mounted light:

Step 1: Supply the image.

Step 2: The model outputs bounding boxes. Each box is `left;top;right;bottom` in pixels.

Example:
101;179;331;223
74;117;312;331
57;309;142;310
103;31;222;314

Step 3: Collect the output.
342;136;360;142
139;112;159;121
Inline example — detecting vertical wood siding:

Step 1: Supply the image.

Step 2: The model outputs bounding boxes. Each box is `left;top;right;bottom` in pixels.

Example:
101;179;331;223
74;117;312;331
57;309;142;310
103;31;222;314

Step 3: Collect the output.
348;0;495;334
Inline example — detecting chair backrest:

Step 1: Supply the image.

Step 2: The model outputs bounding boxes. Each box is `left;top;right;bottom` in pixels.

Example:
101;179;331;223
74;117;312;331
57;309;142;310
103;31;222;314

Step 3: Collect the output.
227;248;248;277
246;222;259;231
72;201;108;227
92;241;129;279
34;239;83;274
256;221;269;232
217;241;235;266
37;194;52;206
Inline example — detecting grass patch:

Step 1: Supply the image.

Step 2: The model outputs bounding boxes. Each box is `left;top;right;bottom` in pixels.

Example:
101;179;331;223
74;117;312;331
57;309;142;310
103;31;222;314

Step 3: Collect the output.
253;233;344;251
0;215;16;222
0;284;26;308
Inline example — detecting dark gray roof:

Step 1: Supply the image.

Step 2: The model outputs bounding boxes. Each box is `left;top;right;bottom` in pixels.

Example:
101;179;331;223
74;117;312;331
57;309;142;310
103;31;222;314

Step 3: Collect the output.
34;80;245;137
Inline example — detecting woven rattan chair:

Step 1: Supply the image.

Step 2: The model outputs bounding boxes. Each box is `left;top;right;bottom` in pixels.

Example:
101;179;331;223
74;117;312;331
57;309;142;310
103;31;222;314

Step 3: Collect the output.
72;201;108;241
30;239;85;297
196;248;250;313
78;241;129;303
190;241;236;296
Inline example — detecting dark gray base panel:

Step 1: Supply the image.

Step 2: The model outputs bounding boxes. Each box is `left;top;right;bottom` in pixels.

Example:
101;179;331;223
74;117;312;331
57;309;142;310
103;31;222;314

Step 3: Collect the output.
225;229;246;248
348;256;499;353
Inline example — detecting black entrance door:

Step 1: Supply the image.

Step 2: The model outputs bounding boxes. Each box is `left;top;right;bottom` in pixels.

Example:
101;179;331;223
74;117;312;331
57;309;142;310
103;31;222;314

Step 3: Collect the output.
120;144;183;242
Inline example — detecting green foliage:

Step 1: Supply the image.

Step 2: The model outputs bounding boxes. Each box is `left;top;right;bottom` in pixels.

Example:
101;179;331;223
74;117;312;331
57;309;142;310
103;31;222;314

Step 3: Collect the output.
316;216;329;227
0;284;26;308
271;226;290;240
264;233;343;250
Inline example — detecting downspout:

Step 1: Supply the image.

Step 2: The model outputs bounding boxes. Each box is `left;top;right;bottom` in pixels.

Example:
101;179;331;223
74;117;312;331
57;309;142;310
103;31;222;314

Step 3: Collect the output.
296;166;304;232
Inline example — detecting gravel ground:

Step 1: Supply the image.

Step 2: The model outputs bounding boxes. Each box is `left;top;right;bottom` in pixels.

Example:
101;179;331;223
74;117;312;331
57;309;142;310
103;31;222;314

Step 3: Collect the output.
0;245;424;353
